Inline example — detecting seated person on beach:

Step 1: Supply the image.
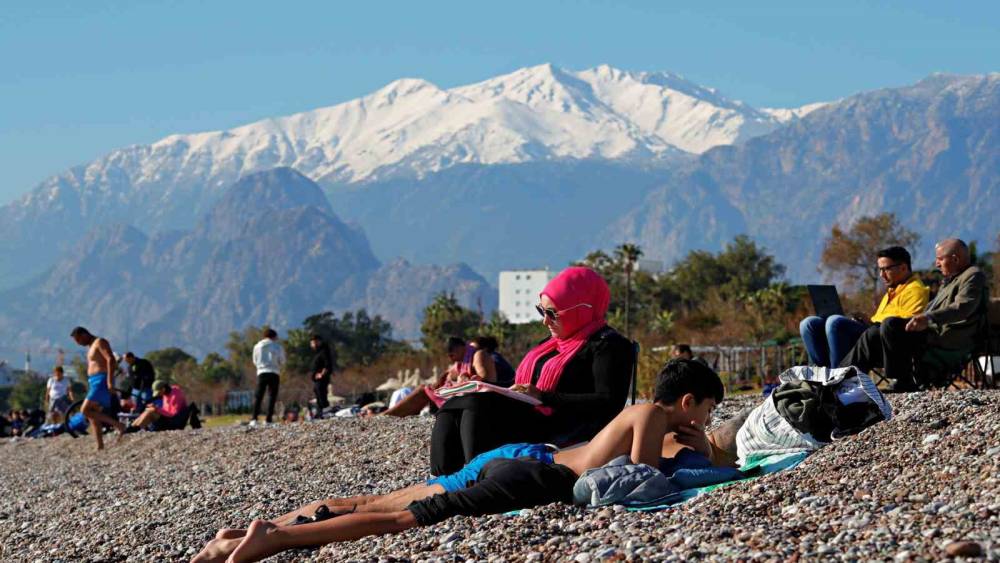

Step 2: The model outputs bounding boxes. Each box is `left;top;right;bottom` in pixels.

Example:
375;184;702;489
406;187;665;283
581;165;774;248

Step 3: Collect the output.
801;246;928;367
380;335;505;417
191;359;722;563
840;238;986;391
430;266;634;475
671;343;709;368
127;380;189;432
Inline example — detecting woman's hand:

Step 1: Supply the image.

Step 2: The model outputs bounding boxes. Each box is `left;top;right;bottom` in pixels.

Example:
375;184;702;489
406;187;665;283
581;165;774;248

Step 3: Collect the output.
509;383;542;400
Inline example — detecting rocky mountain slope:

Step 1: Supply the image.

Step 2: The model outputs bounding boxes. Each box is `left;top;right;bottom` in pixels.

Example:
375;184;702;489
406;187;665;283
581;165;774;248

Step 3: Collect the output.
607;73;1000;279
0;169;494;358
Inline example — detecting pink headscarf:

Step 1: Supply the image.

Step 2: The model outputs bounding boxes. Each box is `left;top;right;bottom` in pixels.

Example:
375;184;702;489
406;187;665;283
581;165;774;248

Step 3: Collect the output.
514;266;611;393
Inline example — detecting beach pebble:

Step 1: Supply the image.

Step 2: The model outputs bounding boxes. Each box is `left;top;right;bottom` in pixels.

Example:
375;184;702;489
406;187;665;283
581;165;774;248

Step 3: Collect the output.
945;541;983;557
1;393;998;561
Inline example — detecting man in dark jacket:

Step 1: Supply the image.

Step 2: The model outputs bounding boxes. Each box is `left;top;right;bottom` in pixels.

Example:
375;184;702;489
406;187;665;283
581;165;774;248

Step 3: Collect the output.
124;352;156;411
841;238;987;390
309;335;337;418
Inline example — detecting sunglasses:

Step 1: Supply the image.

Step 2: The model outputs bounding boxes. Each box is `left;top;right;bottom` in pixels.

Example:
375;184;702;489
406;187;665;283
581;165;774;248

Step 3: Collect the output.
535;302;593;321
876;263;904;274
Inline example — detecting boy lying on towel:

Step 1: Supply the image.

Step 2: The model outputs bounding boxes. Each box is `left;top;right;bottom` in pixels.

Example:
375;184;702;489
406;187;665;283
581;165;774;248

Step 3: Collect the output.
191;359;723;563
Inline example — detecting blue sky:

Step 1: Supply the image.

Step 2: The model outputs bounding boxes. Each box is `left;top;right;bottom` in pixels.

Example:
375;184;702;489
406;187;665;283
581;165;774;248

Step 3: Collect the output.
1;0;997;203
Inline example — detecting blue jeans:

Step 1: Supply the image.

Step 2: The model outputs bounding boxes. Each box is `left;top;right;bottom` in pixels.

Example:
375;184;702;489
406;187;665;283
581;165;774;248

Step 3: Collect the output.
799;315;869;367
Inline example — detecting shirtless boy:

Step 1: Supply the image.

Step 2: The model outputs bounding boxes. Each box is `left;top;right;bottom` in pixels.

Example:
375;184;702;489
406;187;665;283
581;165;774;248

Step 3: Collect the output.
70;326;125;450
192;359;723;563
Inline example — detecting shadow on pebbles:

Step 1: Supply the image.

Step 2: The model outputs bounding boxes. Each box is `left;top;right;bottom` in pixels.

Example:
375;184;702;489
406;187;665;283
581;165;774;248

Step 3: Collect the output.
1;390;998;561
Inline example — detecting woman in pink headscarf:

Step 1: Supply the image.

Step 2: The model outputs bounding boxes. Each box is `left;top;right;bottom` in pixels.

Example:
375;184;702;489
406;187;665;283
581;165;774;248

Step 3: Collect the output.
430;266;635;475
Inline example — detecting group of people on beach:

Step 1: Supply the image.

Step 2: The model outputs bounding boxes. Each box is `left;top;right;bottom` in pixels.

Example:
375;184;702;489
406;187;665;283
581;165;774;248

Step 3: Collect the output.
192;266;732;562
57;234;987;562
186;237;987;562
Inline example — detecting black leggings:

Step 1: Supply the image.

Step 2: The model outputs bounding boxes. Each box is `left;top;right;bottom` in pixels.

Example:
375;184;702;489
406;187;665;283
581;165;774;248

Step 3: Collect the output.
253;372;280;422
408;457;578;526
430;393;549;476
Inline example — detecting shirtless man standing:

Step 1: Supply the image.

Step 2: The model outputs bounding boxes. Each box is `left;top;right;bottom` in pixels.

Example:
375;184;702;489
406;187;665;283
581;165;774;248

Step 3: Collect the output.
70;326;125;450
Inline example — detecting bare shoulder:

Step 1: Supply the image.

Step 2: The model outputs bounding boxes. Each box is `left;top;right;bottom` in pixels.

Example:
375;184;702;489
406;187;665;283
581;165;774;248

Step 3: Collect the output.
621;403;666;421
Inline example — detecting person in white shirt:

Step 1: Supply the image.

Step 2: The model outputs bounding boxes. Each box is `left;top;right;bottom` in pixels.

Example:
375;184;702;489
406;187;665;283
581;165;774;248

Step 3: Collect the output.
251;328;285;424
45;365;74;423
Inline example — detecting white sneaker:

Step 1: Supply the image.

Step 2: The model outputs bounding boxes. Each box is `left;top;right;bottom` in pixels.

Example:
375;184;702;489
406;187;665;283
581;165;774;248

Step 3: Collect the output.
248;420;258;427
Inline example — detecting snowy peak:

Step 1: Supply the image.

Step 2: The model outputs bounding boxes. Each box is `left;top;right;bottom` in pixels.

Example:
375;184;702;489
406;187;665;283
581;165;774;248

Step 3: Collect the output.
113;63;820;187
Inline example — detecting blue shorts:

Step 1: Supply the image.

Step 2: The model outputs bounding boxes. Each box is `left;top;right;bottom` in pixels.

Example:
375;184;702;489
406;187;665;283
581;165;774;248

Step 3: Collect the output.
85;373;112;410
427;443;555;493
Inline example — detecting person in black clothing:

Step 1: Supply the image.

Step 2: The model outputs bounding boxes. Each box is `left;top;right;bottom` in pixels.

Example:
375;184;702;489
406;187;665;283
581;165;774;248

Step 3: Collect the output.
124;352;156;411
309;334;336;418
430;266;634;476
470;336;516;387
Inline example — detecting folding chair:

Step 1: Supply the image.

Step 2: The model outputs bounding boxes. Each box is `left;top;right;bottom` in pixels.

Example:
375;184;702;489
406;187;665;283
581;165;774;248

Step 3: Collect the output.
917;291;995;390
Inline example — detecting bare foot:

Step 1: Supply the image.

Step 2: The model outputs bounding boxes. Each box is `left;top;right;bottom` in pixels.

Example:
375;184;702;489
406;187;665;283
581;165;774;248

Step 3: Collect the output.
227;519;279;563
191;537;242;563
215;528;246;540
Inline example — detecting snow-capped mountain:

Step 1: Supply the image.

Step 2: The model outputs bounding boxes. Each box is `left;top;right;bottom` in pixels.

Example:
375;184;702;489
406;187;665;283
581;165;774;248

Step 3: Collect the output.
0;63;818;288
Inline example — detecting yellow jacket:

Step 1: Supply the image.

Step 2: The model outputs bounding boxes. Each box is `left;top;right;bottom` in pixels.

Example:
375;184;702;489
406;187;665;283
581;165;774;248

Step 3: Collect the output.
871;275;930;323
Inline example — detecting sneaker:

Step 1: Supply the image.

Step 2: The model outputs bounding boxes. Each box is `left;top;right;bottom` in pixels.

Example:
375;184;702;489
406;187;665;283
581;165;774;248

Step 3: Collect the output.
248;420;258;427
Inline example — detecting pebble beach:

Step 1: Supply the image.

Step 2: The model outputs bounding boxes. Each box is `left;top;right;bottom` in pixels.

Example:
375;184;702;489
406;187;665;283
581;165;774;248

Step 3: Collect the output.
1;390;998;562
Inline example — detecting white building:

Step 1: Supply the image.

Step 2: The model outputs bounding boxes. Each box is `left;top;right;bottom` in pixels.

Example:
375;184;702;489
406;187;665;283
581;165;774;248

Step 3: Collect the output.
498;269;557;324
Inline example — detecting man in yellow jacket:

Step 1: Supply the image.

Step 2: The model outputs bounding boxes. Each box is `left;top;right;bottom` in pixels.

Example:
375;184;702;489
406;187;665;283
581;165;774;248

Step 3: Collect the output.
800;246;929;367
842;239;987;391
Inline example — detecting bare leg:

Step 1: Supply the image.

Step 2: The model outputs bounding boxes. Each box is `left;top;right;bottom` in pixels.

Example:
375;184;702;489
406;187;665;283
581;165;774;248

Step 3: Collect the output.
380;386;430;417
191;537;244;563
706;408;750;467
132;409;160;430
82;400;124;450
212;483;444;542
227;512;419;563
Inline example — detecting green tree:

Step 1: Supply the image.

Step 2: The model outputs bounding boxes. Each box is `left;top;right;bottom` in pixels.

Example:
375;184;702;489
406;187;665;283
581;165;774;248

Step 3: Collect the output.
146;347;197;382
10;374;46;410
614;243;644;339
304;310;398;367
198;352;240;385
420;293;482;351
660;235;785;308
820;213;920;299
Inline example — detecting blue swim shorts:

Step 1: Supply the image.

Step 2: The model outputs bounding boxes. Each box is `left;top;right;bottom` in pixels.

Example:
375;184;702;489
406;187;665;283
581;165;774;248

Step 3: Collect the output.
85;373;112;410
427;442;555;493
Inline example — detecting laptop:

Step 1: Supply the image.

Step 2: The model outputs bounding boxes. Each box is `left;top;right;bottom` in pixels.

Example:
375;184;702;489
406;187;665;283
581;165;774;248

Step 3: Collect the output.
806;285;845;318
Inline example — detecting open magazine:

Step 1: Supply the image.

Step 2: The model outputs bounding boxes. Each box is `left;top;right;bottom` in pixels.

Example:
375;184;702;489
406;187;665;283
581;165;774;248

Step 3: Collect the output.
434;381;542;406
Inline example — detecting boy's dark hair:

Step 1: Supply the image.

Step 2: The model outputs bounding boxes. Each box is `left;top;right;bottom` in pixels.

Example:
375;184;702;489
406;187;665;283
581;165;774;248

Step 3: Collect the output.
674;343;693;355
263;328;278;339
876;246;912;270
70;326;91;338
653;359;724;405
445;336;466;352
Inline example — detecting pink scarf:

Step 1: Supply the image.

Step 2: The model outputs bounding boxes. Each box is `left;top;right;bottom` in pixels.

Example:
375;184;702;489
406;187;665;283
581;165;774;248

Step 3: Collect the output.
514;266;610;394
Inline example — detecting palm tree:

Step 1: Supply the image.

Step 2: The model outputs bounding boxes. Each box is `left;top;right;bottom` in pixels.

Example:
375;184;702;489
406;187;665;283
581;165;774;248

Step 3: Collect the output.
614;243;643;339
